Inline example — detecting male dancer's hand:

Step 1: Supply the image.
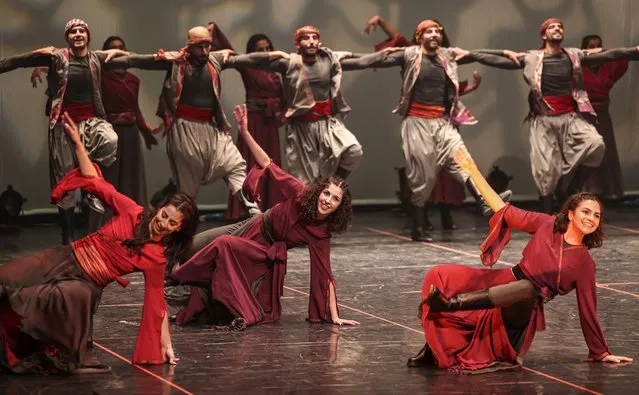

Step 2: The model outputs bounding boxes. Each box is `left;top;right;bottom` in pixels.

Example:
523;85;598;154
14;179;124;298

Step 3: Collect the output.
449;47;470;62
363;15;382;34
32;46;56;55
62;112;82;147
30;67;48;88
97;49;130;62
502;50;525;65
268;50;290;60
212;49;237;63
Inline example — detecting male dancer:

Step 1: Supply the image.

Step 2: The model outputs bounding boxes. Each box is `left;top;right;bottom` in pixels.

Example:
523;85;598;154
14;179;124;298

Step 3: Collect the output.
104;26;272;214
0;19;118;244
363;20;512;242
452;18;639;212
226;25;395;184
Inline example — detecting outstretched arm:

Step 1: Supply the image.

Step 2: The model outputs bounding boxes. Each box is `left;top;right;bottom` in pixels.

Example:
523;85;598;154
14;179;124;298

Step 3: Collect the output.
101;51;172;71
224;51;289;72
342;48;405;70
363;15;400;39
451;47;525;69
453;147;505;213
0;51;52;74
234;104;271;168
582;46;639;66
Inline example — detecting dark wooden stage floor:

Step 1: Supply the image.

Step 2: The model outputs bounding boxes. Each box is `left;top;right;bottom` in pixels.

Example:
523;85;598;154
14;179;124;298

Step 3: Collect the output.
1;204;638;394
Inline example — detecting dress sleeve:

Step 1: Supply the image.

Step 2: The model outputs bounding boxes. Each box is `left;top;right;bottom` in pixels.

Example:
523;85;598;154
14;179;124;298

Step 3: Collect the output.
610;59;629;83
374;33;413;51
50;164;139;216
242;162;307;203
480;204;553;266
575;260;611;361
307;238;336;323
132;263;167;364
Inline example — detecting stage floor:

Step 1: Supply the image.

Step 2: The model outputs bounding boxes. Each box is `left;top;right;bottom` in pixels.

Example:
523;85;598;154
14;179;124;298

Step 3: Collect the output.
1;205;638;394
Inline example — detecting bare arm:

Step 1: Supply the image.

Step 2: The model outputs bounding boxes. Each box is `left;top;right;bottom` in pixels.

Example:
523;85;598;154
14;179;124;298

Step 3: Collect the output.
328;282;360;326
363;15;401;39
61;112;98;177
454;148;505;212
160;313;178;365
234;104;271;168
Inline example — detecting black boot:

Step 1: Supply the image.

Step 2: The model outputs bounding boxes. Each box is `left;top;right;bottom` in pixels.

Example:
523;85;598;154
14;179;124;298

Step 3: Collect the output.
411;205;433;242
334;167;351;180
59;207;75;245
407;344;436;367
539;195;554;214
465;179;512;216
439;204;456;230
423;204;435;231
424;285;494;312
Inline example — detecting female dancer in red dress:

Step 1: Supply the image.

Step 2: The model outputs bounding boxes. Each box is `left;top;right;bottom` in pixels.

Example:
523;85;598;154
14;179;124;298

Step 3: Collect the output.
171;104;359;328
0;113;198;374
408;147;632;373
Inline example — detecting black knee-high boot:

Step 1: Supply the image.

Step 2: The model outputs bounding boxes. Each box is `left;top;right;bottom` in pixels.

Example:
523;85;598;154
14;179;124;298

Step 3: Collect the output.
439;203;456;230
539;195;554;214
334;167;351;180
424;280;536;313
465;179;513;216
407;344;436;367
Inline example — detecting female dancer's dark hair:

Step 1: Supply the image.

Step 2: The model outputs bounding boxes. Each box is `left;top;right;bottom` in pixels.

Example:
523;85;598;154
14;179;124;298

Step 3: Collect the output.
122;192;199;263
581;34;602;49
246;33;275;53
553;192;604;249
298;177;352;234
102;35;126;51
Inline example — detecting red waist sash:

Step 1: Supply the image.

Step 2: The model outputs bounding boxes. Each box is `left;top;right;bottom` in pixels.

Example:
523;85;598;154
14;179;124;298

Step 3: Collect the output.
60;102;96;122
543;95;575;116
407;102;446;119
175;104;214;122
297;100;331;122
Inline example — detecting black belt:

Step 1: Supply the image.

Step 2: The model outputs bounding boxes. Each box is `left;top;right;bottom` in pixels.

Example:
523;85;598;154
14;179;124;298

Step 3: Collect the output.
512;264;528;281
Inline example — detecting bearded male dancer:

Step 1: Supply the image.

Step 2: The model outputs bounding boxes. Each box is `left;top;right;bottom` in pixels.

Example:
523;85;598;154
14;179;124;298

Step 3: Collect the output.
0;19;119;244
452;18;639;212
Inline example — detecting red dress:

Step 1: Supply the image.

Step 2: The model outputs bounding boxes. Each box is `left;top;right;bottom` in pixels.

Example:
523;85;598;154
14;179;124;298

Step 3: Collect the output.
420;204;611;373
173;163;337;326
376;34;466;206
0;166;167;373
580;61;628;198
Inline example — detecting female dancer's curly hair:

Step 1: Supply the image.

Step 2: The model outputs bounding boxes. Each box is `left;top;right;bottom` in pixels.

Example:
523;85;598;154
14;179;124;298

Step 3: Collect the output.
553;192;604;249
122;192;199;263
298;176;352;234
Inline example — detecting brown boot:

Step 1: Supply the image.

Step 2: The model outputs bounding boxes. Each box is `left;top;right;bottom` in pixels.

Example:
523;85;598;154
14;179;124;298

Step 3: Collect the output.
407;344;436;367
425;285;494;312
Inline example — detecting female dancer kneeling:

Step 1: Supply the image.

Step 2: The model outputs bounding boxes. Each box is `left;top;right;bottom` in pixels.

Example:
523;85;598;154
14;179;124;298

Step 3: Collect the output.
408;148;632;374
0;112;198;374
171;105;359;328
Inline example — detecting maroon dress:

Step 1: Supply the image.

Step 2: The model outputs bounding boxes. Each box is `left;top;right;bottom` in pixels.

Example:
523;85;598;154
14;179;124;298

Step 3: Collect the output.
420;204;611;373
580;60;628;198
216;26;286;219
375;34;466;206
174;163;337;326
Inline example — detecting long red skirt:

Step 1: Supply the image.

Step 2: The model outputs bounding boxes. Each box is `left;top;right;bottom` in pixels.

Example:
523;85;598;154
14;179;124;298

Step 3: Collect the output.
420;264;530;373
226;110;284;219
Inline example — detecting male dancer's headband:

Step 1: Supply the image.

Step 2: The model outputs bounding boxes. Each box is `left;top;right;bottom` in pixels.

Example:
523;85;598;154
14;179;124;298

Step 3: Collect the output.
65;18;90;41
415;20;443;42
294;26;320;45
539;18;563;37
186;26;213;47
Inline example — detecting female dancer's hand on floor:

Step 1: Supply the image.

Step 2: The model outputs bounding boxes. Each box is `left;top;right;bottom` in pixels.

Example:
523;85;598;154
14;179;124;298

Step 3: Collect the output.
333;317;360;326
162;344;180;365
602;354;633;363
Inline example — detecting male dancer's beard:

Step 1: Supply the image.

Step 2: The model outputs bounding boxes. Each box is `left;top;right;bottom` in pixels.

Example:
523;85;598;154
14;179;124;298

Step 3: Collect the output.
189;53;209;67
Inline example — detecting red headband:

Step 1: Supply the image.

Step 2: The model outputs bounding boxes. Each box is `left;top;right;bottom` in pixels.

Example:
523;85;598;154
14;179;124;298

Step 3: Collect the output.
540;18;563;37
294;25;320;44
187;37;212;46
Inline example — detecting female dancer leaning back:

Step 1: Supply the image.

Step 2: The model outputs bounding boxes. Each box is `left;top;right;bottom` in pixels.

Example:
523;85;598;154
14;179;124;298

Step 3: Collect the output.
171;104;359;328
407;147;632;374
0;112;198;374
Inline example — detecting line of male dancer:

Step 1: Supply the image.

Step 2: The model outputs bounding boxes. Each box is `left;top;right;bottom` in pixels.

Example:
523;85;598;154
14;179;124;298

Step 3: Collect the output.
0;19;119;244
450;18;639;213
221;25;397;185
363;20;512;242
